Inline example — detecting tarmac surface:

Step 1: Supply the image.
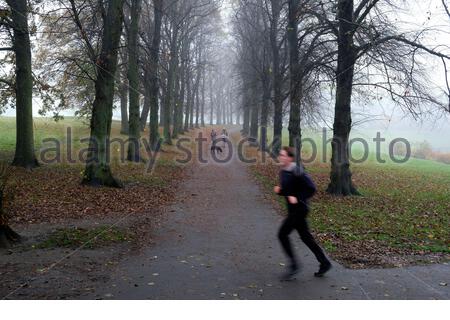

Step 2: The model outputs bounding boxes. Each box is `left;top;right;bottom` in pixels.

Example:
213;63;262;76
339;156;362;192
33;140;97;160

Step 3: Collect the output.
87;132;449;300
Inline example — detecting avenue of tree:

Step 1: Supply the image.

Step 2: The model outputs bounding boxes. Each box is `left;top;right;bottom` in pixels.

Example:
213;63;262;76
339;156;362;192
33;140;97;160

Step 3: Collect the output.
1;0;450;245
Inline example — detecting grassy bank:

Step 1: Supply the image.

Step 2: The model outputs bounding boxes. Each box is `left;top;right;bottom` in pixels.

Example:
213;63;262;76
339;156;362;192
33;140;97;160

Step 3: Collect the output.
248;129;450;268
0;116;192;225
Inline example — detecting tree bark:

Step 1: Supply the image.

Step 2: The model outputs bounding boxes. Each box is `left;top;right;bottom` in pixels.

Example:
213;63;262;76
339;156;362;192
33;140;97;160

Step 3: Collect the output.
222;90;226;126
260;73;270;152
163;21;179;144
237;107;241;126
194;48;202;129
127;0;142;162
209;76;214;125
287;0;302;161
200;68;206;127
184;67;192;132
189;74;196;129
120;78;129;134
249;86;259;146
82;0;125;188
7;0;38;169
270;0;283;156
177;41;188;135
216;87;222;125
228;91;233;125
326;0;360;196
172;64;182;138
195;87;200;128
241;87;250;136
148;0;163;151
140;68;150;131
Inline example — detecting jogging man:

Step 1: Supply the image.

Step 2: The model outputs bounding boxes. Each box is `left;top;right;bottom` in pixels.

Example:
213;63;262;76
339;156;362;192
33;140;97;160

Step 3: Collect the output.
274;147;332;281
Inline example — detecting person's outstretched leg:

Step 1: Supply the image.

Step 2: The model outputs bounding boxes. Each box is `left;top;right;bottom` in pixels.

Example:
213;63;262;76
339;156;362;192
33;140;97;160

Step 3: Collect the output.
278;216;299;280
296;213;332;277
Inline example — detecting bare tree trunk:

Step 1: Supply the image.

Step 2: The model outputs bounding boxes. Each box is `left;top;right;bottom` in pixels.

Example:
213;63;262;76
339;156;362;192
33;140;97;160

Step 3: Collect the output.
195;88;200;128
327;0;359;196
189;74;196;129
120;78;129;134
184;68;192;131
189;93;195;129
149;0;163;151
163;25;179;144
7;0;38;169
242;88;250;136
177;41;188;135
140;68;150;131
127;0;142;162
229;96;233;125
176;68;186;135
194;49;202;128
172;67;182;138
270;0;283;156
216;89;222;125
209;76;214;125
249;86;259;145
201;68;206;127
222;91;226;126
82;0;125;188
260;73;270;152
287;0;302;158
237;108;241;126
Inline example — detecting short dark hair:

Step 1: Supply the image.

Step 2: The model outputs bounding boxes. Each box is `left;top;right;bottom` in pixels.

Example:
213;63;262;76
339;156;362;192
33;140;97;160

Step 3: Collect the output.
281;146;296;158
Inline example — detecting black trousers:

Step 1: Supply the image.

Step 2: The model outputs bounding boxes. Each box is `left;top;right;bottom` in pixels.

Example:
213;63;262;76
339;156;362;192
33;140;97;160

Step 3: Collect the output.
278;207;329;266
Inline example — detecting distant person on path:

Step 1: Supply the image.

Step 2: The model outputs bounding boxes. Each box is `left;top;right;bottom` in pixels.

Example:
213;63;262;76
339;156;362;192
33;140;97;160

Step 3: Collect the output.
210;129;218;142
215;128;228;150
274;147;332;281
222;128;228;137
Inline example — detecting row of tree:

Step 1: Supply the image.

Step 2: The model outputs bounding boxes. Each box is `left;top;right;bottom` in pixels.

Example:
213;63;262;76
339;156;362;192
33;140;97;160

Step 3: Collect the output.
1;0;242;187
231;0;450;195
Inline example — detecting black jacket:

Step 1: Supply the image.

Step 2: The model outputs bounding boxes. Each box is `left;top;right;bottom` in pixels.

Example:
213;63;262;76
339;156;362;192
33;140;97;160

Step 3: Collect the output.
278;164;317;213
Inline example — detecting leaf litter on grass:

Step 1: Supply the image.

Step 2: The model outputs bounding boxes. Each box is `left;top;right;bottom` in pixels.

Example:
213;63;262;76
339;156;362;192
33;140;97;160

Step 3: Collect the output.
250;159;450;269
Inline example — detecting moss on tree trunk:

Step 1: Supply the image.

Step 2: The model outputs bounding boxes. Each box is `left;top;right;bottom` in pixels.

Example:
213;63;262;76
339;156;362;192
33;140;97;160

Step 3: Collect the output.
7;0;38;169
82;0;125;188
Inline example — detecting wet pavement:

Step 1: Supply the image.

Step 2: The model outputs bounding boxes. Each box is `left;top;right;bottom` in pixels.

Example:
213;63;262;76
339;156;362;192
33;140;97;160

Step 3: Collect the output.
86;134;449;300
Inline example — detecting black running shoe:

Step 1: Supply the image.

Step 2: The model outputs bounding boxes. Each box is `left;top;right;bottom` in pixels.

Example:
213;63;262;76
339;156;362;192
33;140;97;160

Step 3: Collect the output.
314;262;332;277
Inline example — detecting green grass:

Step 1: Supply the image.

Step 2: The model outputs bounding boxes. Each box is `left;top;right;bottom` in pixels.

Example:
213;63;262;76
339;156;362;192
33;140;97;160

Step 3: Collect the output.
253;128;450;260
3;117;450;257
0;116;92;151
256;162;446;257
0;116;175;168
266;127;450;171
36;226;132;249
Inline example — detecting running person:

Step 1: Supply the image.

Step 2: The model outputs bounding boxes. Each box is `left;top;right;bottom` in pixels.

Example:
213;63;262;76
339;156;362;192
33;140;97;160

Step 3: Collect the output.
274;147;332;281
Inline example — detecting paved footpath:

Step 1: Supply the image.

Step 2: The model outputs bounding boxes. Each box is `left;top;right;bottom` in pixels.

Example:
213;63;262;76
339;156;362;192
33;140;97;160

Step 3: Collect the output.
86;133;449;300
